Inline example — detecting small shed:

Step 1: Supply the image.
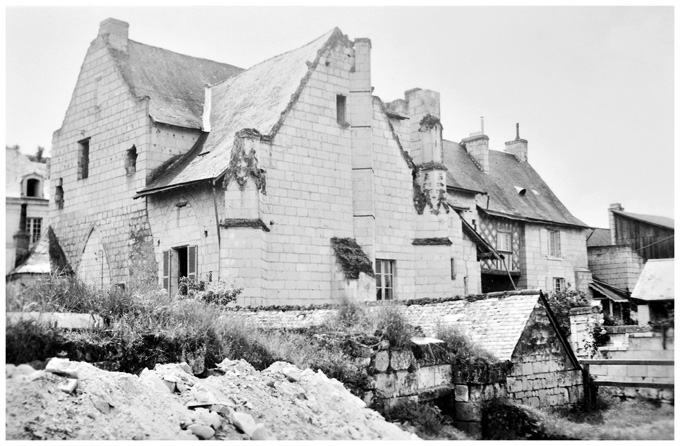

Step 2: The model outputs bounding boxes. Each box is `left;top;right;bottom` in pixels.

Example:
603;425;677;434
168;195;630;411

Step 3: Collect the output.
631;259;674;324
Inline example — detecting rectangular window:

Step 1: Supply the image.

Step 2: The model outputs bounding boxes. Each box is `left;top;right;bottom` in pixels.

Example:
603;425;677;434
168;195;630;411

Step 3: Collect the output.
450;258;456;280
553;277;565;292
26;217;42;244
336;94;346;125
497;231;512;252
78;138;90;180
125;146;137;175
548;229;561;257
376;259;395;301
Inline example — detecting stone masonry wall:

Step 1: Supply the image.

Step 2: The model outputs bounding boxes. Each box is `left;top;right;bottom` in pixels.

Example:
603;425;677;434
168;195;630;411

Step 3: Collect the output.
587;245;644;292
49;35;161;285
519;223;589;292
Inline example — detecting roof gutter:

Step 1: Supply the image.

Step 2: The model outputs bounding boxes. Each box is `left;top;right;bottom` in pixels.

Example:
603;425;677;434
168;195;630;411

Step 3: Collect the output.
134;179;213;199
477;206;589;229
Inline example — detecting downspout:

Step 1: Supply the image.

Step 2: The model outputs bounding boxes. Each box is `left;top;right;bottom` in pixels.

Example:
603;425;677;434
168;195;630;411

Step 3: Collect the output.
211;178;221;282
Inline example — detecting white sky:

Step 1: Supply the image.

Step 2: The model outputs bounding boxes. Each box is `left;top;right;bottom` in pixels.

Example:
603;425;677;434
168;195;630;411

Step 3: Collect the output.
4;5;675;228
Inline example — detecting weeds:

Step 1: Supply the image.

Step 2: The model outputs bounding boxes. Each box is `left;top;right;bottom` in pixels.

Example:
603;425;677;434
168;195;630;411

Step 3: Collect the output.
374;303;416;349
435;324;497;365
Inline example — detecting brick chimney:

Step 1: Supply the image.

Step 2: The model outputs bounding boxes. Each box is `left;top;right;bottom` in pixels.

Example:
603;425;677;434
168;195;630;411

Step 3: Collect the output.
99;18;129;52
462;119;490;174
609;203;623;245
13;203;30;267
504;123;528;163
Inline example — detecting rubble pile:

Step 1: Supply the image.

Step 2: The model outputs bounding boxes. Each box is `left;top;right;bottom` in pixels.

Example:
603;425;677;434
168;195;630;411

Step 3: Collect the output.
6;358;415;440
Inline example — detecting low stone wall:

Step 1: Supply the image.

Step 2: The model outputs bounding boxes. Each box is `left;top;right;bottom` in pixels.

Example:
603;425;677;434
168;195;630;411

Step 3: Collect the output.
601;325;674;360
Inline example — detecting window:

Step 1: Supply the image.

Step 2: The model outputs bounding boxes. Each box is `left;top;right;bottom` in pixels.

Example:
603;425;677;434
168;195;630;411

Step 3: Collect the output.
125;146;137;175
26;178;41;197
55;178;64;209
78;138;90;180
336;94;347;125
376;259;395;300
497;231;512;252
553;277;565;292
450;258;456;280
548;229;561;257
26;217;42;244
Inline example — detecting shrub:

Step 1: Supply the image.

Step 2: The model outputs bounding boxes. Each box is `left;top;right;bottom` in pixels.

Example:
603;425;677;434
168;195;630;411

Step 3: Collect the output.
374;303;416;348
481;397;546;440
435;324;497;365
544;289;589;337
178;277;242;305
374;399;444;437
6;319;66;365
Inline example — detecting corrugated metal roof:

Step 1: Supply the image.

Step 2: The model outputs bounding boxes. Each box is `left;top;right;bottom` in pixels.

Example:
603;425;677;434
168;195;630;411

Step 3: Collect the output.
587;228;613;247
613;210;674;230
631;259;674;301
10;227;73;276
5;147;49;199
110;40;243;129
139;28;343;193
589;282;628;303
443;140;587;228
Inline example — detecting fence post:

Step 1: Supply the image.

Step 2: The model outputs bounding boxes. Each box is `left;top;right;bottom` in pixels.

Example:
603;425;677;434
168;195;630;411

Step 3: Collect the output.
582;363;592;409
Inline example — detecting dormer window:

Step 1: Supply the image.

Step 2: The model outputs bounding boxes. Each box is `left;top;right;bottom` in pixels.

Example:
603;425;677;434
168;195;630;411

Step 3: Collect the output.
22;175;44;198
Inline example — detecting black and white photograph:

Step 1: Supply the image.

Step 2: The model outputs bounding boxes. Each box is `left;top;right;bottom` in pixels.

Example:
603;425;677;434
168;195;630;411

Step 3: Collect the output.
4;3;675;441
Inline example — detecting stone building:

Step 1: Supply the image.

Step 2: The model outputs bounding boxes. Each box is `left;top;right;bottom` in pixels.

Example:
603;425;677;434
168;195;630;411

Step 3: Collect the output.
5;146;50;273
586;203;674;319
49;19;591;305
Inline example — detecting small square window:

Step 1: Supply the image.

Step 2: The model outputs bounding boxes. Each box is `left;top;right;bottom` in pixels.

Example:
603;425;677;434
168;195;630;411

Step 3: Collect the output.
376;259;395;300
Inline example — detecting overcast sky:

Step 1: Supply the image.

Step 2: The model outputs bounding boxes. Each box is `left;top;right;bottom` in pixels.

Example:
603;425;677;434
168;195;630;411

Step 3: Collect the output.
4;6;675;228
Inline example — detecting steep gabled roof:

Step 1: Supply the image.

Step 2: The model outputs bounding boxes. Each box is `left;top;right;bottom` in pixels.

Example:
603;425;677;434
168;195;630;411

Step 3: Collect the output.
613;210;674;230
5;146;49;199
587;228;613;247
9;227;73;276
138;28;345;195
443;140;587;228
110;40;243;129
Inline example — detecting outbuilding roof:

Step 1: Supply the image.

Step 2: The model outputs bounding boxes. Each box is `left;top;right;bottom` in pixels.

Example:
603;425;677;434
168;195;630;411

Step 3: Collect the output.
9;227;73;276
631;259;675;302
586;228;613;247
613;210;674;230
110;40;243;129
138;28;344;195
443;140;587;228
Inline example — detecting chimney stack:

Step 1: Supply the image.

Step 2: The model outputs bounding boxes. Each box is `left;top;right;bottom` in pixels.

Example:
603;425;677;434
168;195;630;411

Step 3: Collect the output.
462;119;490;173
13;203;30;267
98;18;129;52
608;203;623;245
504;123;528;163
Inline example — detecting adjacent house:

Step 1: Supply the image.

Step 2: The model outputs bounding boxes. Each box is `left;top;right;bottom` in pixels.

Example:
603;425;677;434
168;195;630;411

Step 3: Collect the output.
5;146;50;273
586;203;674;320
49;19;592;306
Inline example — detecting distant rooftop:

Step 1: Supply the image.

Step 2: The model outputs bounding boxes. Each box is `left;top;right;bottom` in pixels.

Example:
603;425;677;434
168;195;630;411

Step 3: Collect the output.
613;210;674;230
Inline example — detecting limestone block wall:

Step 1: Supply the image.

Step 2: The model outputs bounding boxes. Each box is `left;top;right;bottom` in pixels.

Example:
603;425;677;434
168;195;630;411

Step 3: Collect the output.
49;36;158;285
147;183;223;296
519;223;589;291
587;245;644;291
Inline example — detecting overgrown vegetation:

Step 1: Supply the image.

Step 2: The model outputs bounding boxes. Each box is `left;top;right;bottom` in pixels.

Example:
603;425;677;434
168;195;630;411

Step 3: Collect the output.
435;324;497;365
374;399;445;437
544;289;589;337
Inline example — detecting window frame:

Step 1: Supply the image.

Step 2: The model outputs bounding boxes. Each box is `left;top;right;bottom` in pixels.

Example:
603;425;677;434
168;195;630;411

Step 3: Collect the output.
336;94;347;126
78;138;90;180
376;259;395;301
553;277;565;292
26;217;42;244
548;229;561;257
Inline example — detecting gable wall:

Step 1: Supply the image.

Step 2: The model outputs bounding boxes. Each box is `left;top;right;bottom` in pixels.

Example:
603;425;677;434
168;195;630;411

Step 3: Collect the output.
50;38;157;285
588;245;644;291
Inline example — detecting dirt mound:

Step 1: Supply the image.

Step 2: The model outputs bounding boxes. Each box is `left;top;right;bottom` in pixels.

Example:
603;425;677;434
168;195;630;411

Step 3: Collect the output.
6;358;415;440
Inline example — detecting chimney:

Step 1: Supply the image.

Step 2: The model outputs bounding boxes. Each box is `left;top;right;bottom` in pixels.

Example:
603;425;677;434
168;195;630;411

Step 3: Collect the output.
504;123;528;163
405;88;441;165
13;203;30;267
608;203;623;245
462;118;489;173
98;18;129;52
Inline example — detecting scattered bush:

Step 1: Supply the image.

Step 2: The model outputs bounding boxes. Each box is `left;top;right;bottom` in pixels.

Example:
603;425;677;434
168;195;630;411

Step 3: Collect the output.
5;319;66;365
481;397;547;440
374;303;416;349
435;324;497;365
178;277;242;305
544;289;589;337
374;399;444;437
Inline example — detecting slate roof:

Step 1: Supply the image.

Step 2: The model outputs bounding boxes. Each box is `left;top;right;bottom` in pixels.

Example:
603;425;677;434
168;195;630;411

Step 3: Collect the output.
9;227;73;276
613;210;674;230
443;140;587;228
138;28;343;195
404;292;542;361
586;228;612;247
5;146;49;199
110;40;243;129
631;259;674;302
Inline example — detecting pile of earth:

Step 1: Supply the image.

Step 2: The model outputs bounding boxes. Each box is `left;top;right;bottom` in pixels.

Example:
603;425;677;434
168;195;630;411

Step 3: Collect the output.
6;358;416;440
